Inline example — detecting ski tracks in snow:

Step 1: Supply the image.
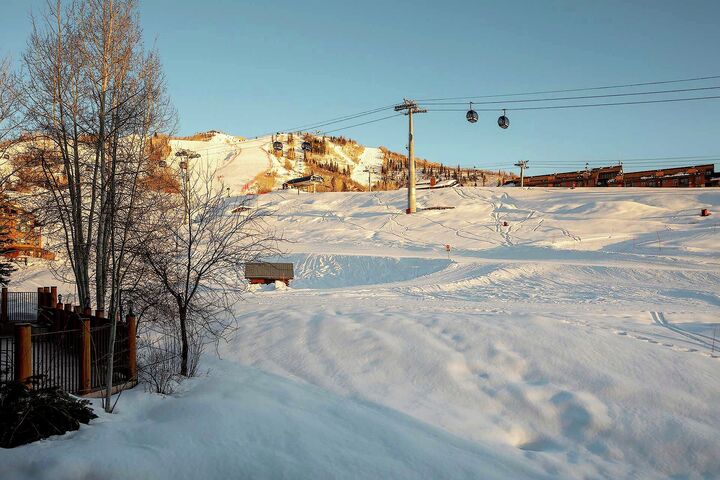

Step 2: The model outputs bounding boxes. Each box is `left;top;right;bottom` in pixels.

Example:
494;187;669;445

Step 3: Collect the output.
609;311;720;358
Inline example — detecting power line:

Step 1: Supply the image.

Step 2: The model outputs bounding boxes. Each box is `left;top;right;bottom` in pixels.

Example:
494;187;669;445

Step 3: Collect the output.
415;74;720;102
426;94;720;112
419;85;720;106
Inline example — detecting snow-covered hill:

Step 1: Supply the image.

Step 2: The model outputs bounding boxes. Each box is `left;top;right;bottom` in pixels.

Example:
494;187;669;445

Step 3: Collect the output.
4;187;720;479
166;131;383;194
165;131;508;194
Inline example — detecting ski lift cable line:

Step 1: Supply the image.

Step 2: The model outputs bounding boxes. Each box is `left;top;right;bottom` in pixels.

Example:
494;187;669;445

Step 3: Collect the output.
415;74;720;102
254;104;397;138
282;104;396;131
426;94;720;112
320;113;404;135
418;85;720;106
201;74;720;142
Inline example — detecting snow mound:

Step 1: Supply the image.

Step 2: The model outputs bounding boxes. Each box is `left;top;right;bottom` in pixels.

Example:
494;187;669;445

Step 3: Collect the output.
0;360;545;480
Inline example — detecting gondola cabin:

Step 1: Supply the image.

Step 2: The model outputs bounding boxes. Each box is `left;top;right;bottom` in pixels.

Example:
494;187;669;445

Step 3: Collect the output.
466;109;478;123
244;262;294;286
498;114;510;129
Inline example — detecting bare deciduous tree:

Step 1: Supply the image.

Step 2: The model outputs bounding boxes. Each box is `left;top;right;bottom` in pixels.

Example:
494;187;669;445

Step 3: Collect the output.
0;57;24;192
136;158;280;376
20;0;174;411
20;0;174;312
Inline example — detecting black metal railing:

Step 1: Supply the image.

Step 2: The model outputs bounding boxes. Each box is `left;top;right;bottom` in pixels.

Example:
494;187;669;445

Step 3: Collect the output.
90;324;131;391
7;292;38;323
3;322;131;394
0;336;13;383
31;329;81;393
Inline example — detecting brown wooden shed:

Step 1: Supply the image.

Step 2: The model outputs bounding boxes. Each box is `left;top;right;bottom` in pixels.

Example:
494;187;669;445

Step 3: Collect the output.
244;262;294;286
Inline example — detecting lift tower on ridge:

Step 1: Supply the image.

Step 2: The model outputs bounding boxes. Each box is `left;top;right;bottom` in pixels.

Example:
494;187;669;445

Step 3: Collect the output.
394;99;427;214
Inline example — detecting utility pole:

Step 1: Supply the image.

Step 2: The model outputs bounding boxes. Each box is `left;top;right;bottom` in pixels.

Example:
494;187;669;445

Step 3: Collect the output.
514;160;528;187
394;99;427;213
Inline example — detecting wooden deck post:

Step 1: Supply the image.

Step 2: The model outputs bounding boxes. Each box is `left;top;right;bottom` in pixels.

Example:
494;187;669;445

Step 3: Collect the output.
62;303;73;329
80;318;91;394
95;309;105;319
50;286;58;307
14;323;32;385
126;314;137;381
37;287;44;308
41;287;48;308
1;287;7;322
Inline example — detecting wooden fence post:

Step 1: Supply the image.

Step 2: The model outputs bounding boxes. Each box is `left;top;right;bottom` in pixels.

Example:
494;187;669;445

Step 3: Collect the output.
50;286;58;307
37;287;44;308
43;288;50;309
1;287;7;322
80;318;91;394
126;314;137;382
14;323;32;385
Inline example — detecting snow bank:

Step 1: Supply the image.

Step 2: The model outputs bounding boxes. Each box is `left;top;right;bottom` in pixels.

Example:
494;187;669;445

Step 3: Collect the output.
0;360;547;480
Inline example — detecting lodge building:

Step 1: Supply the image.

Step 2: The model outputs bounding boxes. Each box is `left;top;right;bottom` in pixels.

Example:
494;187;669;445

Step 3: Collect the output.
0;202;55;260
513;164;717;188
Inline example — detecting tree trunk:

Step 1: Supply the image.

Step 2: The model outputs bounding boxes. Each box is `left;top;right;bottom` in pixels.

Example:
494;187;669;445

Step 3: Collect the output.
179;304;189;376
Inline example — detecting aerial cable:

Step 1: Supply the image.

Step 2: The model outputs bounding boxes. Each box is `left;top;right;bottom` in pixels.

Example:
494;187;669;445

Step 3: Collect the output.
415;74;720;102
426;94;720;112
321;113;404;135
419;85;720;106
254;104;397;138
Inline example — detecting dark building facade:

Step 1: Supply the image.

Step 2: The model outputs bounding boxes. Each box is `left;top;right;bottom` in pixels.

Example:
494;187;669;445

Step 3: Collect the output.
514;164;716;188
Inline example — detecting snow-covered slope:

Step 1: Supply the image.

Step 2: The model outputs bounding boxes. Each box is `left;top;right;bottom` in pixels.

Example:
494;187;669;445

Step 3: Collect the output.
351;146;384;186
4;187;720;479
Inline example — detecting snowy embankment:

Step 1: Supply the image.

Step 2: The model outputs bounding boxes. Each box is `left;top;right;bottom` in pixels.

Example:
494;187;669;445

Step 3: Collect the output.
3;187;720;479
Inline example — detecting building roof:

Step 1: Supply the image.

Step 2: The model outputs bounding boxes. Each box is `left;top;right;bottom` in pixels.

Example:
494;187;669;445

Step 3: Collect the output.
244;262;294;280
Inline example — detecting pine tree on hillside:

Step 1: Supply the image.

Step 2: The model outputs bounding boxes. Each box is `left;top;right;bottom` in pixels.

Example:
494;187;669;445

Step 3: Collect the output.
0;224;17;286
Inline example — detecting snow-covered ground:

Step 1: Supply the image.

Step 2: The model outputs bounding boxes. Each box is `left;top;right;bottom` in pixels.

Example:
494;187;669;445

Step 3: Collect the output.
3;187;720;479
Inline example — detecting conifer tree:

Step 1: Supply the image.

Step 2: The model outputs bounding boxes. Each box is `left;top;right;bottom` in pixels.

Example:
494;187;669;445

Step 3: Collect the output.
0;224;17;286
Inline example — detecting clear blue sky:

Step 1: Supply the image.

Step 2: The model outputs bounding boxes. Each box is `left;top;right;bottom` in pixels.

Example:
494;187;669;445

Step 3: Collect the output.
3;0;719;174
